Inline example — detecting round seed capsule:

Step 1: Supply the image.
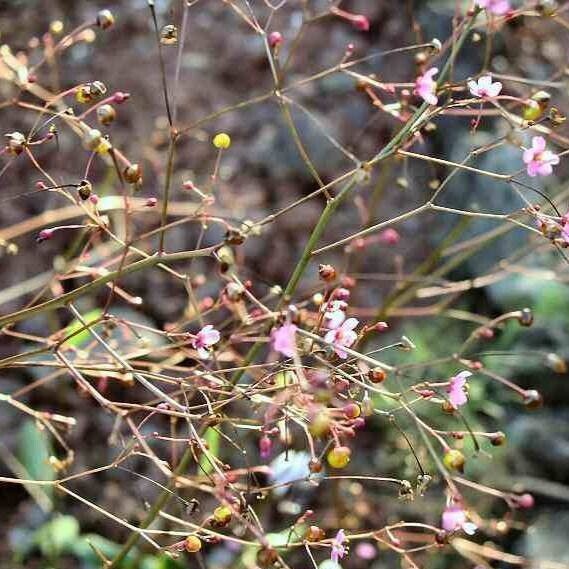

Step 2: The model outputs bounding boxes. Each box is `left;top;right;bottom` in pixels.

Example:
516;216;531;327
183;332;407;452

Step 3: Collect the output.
213;132;231;149
97;104;116;125
327;446;351;469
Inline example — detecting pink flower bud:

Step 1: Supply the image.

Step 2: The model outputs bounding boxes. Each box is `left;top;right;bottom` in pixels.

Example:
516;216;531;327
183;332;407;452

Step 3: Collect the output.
268;31;283;48
513;493;534;509
373;321;389;332
259;436;272;459
146;197;158;207
333;287;351;301
183;180;195;191
379;228;400;245
113;91;130;104
36;228;54;243
352;15;370;31
89;193;99;205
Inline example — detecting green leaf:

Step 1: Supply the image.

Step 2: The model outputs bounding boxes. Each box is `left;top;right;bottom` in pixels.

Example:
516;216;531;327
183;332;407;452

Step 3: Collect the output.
34;515;80;558
62;308;103;347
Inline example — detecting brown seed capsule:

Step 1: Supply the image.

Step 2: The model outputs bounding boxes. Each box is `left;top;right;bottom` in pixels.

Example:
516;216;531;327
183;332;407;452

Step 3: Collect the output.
546;353;567;374
523;389;543;410
308;458;322;473
160;24;178;45
256;547;278;568
124;163;142;184
225;228;246;245
78;180;92;201
96;9;115;29
319;264;337;282
518;308;534;327
5;131;26;155
97;103;116;125
441;400;456;414
368;367;387;383
184;535;202;553
490;431;507;446
305;525;326;542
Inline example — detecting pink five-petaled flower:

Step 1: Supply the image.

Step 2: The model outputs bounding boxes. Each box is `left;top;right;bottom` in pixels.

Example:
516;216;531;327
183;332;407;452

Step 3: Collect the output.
330;529;347;564
523;136;560;177
441;505;477;535
476;0;510;15
414;67;439;106
468;75;502;98
324;318;358;359
447;370;472;408
271;322;298;358
192;325;220;359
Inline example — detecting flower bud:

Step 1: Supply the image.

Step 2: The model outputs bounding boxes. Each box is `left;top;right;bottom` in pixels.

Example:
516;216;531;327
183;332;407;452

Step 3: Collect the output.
268;31;283;48
97;103;116;125
96;9;115;30
443;449;465;472
36;228;54;243
113;91;130;104
146;197;158;208
318;264;337;282
185;535;202;553
259;436;272;459
512;493;535;509
379;228;400;245
327;446;351;469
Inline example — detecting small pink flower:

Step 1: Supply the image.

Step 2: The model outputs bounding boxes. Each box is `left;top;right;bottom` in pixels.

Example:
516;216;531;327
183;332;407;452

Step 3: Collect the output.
441;505;477;534
323;299;348;330
268;31;283;48
379;228;400;245
354;542;376;560
523;136;560;177
468;75;502;98
476;0;510;15
447;370;472;408
192;324;220;359
259;436;272;459
271;322;297;358
414;67;438;106
331;529;347;564
324;318;358;359
331;7;370;32
36;228;54;243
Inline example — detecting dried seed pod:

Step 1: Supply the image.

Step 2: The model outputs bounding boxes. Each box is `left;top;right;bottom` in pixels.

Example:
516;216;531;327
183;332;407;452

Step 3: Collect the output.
78;180;92;201
124;163;142;184
257;547;278;568
160;24;178;45
318;264;337;282
225;228;246;245
82;128;103;151
96;9;115;29
523;389;543;409
97;103;116;125
518;308;534;327
5;131;26;155
368;367;387;383
305;525;326;542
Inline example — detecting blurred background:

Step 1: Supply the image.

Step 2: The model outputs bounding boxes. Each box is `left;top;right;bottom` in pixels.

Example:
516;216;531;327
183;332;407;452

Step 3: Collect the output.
1;0;569;568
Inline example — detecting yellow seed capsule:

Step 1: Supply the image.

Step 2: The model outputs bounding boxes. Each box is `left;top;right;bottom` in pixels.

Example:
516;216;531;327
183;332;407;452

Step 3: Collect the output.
185;535;202;553
97;9;115;30
213;132;231;149
443;449;465;472
50;20;64;35
213;505;232;525
97;104;116;125
327;446;351;469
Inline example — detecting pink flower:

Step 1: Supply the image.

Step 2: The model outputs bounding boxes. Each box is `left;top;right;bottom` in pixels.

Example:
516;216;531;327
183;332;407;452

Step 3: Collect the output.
468;75;502;98
447;370;472;408
271;322;297;358
192;325;220;359
441;505;477;535
414;67;438;106
354;542;376;560
476;0;510;15
523;136;560;177
324;318;358;359
379;228;400;245
331;529;347;564
323;300;348;330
